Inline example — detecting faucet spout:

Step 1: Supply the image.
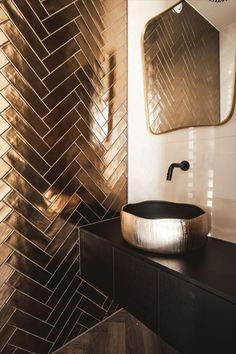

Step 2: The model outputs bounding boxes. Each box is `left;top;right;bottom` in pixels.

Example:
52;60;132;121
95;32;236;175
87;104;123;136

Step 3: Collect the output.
166;160;190;181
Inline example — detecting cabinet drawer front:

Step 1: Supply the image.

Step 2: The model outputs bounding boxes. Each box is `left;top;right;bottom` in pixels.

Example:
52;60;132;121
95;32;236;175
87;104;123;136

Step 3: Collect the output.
80;232;113;296
160;271;236;354
114;249;158;332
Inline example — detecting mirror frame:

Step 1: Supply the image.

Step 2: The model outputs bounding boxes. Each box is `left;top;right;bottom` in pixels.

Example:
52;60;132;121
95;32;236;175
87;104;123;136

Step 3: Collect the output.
141;0;236;135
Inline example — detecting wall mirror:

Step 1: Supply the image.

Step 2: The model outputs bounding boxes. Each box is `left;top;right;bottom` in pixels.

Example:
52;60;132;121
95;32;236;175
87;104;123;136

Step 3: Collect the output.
143;0;236;134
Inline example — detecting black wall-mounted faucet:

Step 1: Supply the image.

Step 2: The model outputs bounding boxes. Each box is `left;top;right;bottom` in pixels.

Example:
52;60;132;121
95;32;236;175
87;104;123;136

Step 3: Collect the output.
166;160;190;181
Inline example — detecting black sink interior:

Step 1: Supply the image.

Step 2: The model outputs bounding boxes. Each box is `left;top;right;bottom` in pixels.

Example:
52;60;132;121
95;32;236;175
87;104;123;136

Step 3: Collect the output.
122;200;205;220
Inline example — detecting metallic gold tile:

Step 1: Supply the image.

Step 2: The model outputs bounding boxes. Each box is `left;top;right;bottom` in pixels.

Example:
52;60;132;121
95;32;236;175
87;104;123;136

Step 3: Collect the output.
14;0;48;39
2;64;49;117
0;263;12;287
43;22;79;53
43;74;79;110
0;0;127;350
9;329;52;354
43;4;79;33
3;150;50;194
3;127;49;175
1;42;49;98
0;7;8;23
43;91;78;128
43;38;79;72
2;107;49;155
5;212;50;249
44;109;80;147
0;180;11;200
44;126;79;165
44;0;75;15
0;325;15;353
0;116;10;135
26;0;48;20
0;200;11;222
4;191;50;232
0;93;9;111
43;56;80;91
7;271;52;304
1;86;49;136
0;28;8;46
1;21;49;78
2;0;48;59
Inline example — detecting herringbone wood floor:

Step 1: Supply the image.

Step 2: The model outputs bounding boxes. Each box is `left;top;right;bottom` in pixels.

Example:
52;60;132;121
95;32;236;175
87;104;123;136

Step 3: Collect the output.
55;309;179;354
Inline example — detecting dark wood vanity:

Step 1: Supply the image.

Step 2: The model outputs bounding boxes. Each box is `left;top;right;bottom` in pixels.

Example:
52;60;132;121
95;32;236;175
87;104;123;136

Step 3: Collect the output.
80;218;236;354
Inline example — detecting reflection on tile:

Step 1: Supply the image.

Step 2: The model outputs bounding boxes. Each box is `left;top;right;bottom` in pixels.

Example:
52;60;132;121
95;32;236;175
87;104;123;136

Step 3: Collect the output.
0;0;127;352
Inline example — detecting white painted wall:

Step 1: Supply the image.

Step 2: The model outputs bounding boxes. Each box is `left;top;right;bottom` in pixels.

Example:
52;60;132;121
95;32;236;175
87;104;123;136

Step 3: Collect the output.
128;0;236;243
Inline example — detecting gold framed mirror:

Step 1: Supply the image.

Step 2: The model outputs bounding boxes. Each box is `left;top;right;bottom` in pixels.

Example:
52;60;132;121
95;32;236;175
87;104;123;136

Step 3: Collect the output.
142;0;236;134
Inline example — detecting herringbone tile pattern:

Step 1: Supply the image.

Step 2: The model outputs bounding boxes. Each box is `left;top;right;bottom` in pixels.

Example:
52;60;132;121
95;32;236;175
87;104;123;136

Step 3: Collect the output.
0;0;127;352
144;1;220;134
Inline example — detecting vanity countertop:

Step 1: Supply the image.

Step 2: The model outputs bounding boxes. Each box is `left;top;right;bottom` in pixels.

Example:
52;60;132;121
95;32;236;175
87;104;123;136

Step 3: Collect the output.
81;217;236;304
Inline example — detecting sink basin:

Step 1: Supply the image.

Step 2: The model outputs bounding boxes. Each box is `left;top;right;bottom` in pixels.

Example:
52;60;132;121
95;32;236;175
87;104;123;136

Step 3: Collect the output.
121;201;209;254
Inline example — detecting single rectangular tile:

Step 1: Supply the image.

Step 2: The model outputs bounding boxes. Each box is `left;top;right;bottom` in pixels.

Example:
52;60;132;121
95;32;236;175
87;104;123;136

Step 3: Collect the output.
43;0;75;14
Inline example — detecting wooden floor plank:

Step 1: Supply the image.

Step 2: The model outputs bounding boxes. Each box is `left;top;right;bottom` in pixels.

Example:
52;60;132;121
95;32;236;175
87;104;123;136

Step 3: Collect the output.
55;309;178;354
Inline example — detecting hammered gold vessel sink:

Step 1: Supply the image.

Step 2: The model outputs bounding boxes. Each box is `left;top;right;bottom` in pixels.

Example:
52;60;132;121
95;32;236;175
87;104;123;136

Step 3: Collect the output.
121;201;210;254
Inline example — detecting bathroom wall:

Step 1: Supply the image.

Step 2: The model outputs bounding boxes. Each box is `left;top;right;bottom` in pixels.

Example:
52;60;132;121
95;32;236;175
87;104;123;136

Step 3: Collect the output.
0;0;127;352
220;21;236;119
128;0;236;244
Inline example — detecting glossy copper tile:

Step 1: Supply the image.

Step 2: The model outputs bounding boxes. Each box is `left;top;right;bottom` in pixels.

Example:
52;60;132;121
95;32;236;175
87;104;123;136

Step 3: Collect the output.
44;126;79;165
9;329;52;354
2;64;49;117
3;127;49;175
0;325;16;353
7;271;52;304
6;231;51;267
1;42;49;98
2;107;49;155
43;56;80;91
1;86;49;136
43;74;79;110
44;109;80;147
43;91;78;128
26;0;48;20
77;169;106;204
43;22;79;53
47;274;81;325
2;0;48;59
0;0;127;351
43;4;79;33
5;212;50;249
3;150;50;194
7;252;52;286
14;0;48;40
8;290;51;321
1;21;49;78
43;0;75;15
43;38;79;72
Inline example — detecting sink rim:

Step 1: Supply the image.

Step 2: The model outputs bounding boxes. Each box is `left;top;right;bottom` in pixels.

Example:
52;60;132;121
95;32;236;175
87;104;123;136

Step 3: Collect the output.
122;200;206;221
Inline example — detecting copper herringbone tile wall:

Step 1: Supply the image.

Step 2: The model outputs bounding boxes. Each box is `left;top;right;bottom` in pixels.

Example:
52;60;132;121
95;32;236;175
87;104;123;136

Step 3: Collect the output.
0;0;127;352
144;1;220;134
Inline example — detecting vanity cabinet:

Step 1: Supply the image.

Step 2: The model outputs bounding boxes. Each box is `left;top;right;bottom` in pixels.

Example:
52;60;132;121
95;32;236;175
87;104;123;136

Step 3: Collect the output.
114;249;157;332
80;218;236;354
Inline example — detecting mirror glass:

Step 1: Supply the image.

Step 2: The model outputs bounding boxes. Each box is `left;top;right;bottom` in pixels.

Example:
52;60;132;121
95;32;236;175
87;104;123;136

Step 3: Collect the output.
143;0;236;134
